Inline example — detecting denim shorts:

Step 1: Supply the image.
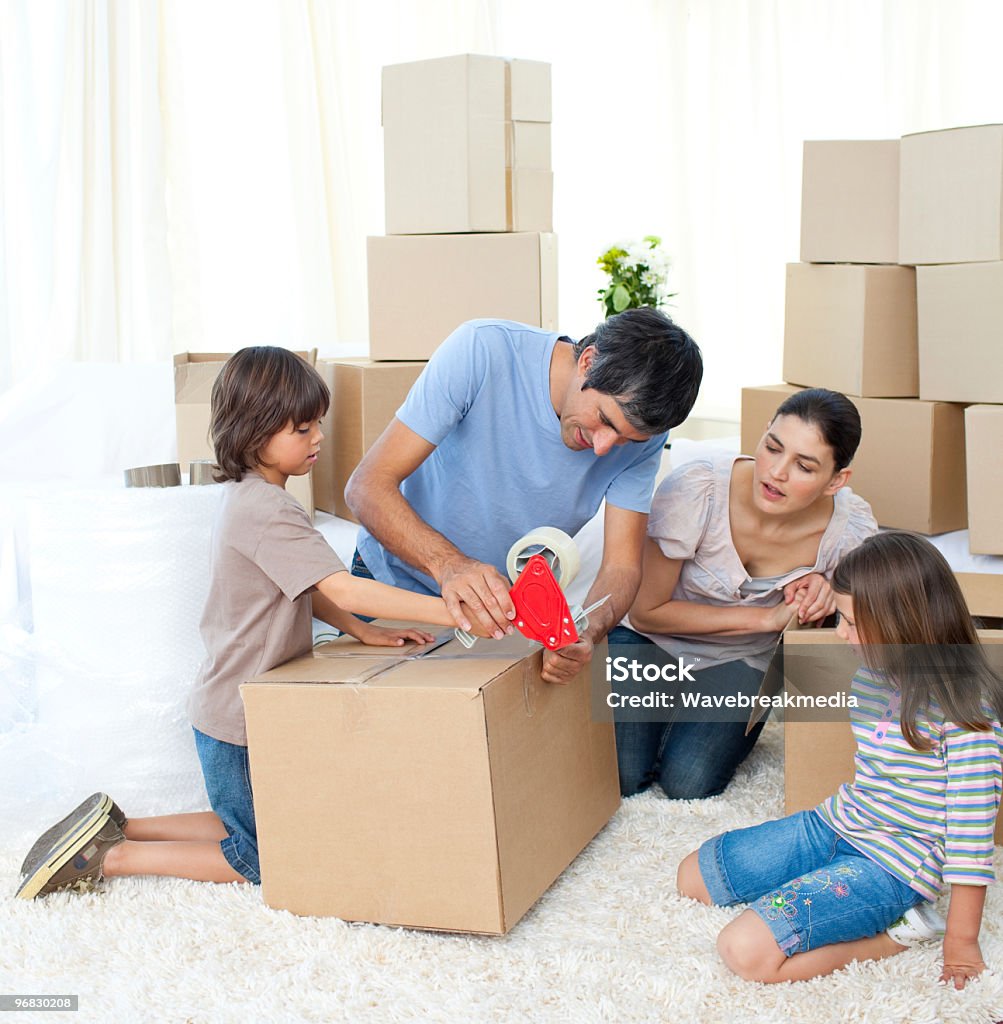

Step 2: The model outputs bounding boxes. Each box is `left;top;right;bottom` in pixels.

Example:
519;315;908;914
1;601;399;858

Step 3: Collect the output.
698;809;926;956
192;727;261;884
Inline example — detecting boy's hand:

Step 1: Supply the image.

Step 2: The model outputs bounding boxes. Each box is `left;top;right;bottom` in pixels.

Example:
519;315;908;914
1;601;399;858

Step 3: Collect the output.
350;622;437;647
940;936;986;989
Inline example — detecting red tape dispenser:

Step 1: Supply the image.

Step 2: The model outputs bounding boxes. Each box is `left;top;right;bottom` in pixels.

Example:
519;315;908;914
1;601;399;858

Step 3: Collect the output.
508;553;579;651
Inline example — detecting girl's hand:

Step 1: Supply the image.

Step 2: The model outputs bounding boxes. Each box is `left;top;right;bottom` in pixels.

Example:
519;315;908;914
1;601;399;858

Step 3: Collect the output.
783;573;835;625
940;936;986;990
350;622;437;647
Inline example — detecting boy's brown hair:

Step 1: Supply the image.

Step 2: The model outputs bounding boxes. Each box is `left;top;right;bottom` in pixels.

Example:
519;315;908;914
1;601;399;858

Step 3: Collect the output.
210;347;330;482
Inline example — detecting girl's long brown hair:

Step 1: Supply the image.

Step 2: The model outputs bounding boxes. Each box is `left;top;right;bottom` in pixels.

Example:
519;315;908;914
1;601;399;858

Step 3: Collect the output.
832;531;1003;750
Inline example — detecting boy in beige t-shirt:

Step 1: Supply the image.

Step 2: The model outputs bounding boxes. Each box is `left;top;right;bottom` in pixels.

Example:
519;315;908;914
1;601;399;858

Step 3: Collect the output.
17;347;478;899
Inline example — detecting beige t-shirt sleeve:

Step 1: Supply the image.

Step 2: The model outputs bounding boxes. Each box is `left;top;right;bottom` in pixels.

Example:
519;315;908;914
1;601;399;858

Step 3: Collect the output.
241;496;347;600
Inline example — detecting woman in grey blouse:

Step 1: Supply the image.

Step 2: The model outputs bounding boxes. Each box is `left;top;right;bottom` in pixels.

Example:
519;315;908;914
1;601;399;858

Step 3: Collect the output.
609;388;878;799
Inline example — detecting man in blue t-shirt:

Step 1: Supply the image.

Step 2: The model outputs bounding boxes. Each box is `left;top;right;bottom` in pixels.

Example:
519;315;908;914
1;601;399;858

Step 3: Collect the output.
346;307;702;684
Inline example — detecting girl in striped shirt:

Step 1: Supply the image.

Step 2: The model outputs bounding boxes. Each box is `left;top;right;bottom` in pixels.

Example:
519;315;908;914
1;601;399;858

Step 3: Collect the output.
677;531;1003;988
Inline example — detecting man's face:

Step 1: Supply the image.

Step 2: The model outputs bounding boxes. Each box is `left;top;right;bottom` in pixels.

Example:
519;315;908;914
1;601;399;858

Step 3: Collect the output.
558;349;652;455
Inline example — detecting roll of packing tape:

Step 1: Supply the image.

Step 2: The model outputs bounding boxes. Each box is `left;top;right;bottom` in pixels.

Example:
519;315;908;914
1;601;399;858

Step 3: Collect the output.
123;463;182;488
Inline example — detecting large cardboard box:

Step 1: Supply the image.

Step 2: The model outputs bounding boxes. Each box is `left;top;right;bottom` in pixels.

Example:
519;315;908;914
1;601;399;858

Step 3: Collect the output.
916;262;1003;404
740;385;967;534
367;232;558;361
965;405;1003;555
314;359;426;522
778;629;1003;844
900;125;1003;266
241;632;619;934
173;351;317;517
800;140;899;264
382;55;551;234
783;263;917;397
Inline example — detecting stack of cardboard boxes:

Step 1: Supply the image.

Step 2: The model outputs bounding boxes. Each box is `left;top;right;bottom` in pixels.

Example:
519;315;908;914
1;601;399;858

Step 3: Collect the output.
314;54;558;524
742;126;1003;549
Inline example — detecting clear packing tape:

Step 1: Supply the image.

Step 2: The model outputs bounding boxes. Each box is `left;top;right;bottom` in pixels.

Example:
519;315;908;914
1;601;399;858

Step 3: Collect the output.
0;481;225;847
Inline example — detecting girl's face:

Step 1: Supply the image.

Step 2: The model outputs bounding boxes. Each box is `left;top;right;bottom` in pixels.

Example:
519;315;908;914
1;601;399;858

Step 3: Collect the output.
751;414;849;516
257;418;323;485
834;592;862;652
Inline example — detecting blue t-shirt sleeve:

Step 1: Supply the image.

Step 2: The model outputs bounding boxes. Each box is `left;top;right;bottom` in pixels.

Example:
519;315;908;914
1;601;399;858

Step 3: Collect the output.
604;434;668;514
396;322;488;446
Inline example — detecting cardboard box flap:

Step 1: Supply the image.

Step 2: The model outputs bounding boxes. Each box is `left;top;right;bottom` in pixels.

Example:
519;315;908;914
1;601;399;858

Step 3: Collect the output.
246;632;539;695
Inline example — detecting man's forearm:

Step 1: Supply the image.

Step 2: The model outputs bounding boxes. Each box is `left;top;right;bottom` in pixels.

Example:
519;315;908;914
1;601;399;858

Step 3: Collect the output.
580;565;642;643
346;469;464;583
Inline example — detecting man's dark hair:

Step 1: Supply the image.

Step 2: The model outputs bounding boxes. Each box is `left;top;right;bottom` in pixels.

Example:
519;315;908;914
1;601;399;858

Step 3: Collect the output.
771;387;862;470
573;307;702;434
210;346;330;482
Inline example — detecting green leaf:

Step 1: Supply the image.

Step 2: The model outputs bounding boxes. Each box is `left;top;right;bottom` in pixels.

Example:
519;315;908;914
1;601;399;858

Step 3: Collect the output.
612;284;631;312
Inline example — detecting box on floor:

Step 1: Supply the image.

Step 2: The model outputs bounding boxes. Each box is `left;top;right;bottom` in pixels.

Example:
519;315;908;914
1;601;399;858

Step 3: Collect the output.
174;351;317;517
314;359;426;523
241;631;619;934
773;628;1003;845
900;124;1003;266
799;139;900;264
367;232;557;361
740;384;966;535
965;405;1003;555
382;54;552;235
916;262;1003;404
783;263;917;398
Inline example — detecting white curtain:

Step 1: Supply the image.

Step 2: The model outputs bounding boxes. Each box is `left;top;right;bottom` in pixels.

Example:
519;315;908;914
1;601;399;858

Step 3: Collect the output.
0;0;170;392
4;0;1003;417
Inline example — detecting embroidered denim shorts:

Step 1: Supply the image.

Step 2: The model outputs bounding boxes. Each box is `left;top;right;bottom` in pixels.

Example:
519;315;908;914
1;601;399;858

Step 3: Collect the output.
698;809;926;956
192;727;261;884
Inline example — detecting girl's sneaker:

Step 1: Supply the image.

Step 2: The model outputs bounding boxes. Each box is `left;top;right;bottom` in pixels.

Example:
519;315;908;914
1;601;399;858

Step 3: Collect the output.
886;902;947;946
15;794;127;900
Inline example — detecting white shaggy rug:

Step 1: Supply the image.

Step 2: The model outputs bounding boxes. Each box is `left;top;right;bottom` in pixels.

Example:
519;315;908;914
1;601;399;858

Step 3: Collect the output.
2;721;1002;1024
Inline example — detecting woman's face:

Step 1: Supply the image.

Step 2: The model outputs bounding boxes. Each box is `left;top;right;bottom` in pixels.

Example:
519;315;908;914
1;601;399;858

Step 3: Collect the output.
751;414;849;516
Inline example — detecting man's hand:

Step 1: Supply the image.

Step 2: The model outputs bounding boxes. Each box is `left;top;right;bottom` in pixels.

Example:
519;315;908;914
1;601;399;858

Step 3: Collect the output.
783;572;834;624
940;936;986;990
349;621;437;648
541;637;594;685
438;556;515;639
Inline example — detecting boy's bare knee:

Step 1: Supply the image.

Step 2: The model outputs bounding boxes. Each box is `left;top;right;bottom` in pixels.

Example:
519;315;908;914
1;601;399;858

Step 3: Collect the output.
676;850;712;904
717;914;782;983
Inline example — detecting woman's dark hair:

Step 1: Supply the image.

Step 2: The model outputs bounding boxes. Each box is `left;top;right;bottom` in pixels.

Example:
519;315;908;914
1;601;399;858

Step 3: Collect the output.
771;388;861;470
832;531;1003;750
209;347;330;482
573;307;703;434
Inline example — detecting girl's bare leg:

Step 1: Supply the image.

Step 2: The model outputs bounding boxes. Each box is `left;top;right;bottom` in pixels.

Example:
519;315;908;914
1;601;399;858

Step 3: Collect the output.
718;909;905;983
103;839;246;884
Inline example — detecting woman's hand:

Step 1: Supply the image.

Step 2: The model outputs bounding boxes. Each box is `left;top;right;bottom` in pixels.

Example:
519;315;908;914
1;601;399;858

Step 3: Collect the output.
940;935;986;990
349;621;438;647
783;573;835;625
762;592;804;631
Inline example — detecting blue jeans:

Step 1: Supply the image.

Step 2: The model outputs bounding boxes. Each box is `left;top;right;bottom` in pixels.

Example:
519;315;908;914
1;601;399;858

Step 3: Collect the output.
192;727;261;883
608;625;766;800
350;549;376;623
698;810;926;956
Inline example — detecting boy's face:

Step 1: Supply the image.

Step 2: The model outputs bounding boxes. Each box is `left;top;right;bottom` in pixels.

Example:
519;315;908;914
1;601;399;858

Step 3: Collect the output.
257;418;323;485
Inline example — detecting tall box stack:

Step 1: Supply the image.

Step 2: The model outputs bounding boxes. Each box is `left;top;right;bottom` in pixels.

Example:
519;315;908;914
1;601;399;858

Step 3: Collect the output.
901;125;1003;554
369;55;557;361
742;139;967;536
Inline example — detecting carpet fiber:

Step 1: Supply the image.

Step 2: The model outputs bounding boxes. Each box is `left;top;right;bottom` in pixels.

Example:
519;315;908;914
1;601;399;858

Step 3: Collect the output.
2;721;1002;1024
